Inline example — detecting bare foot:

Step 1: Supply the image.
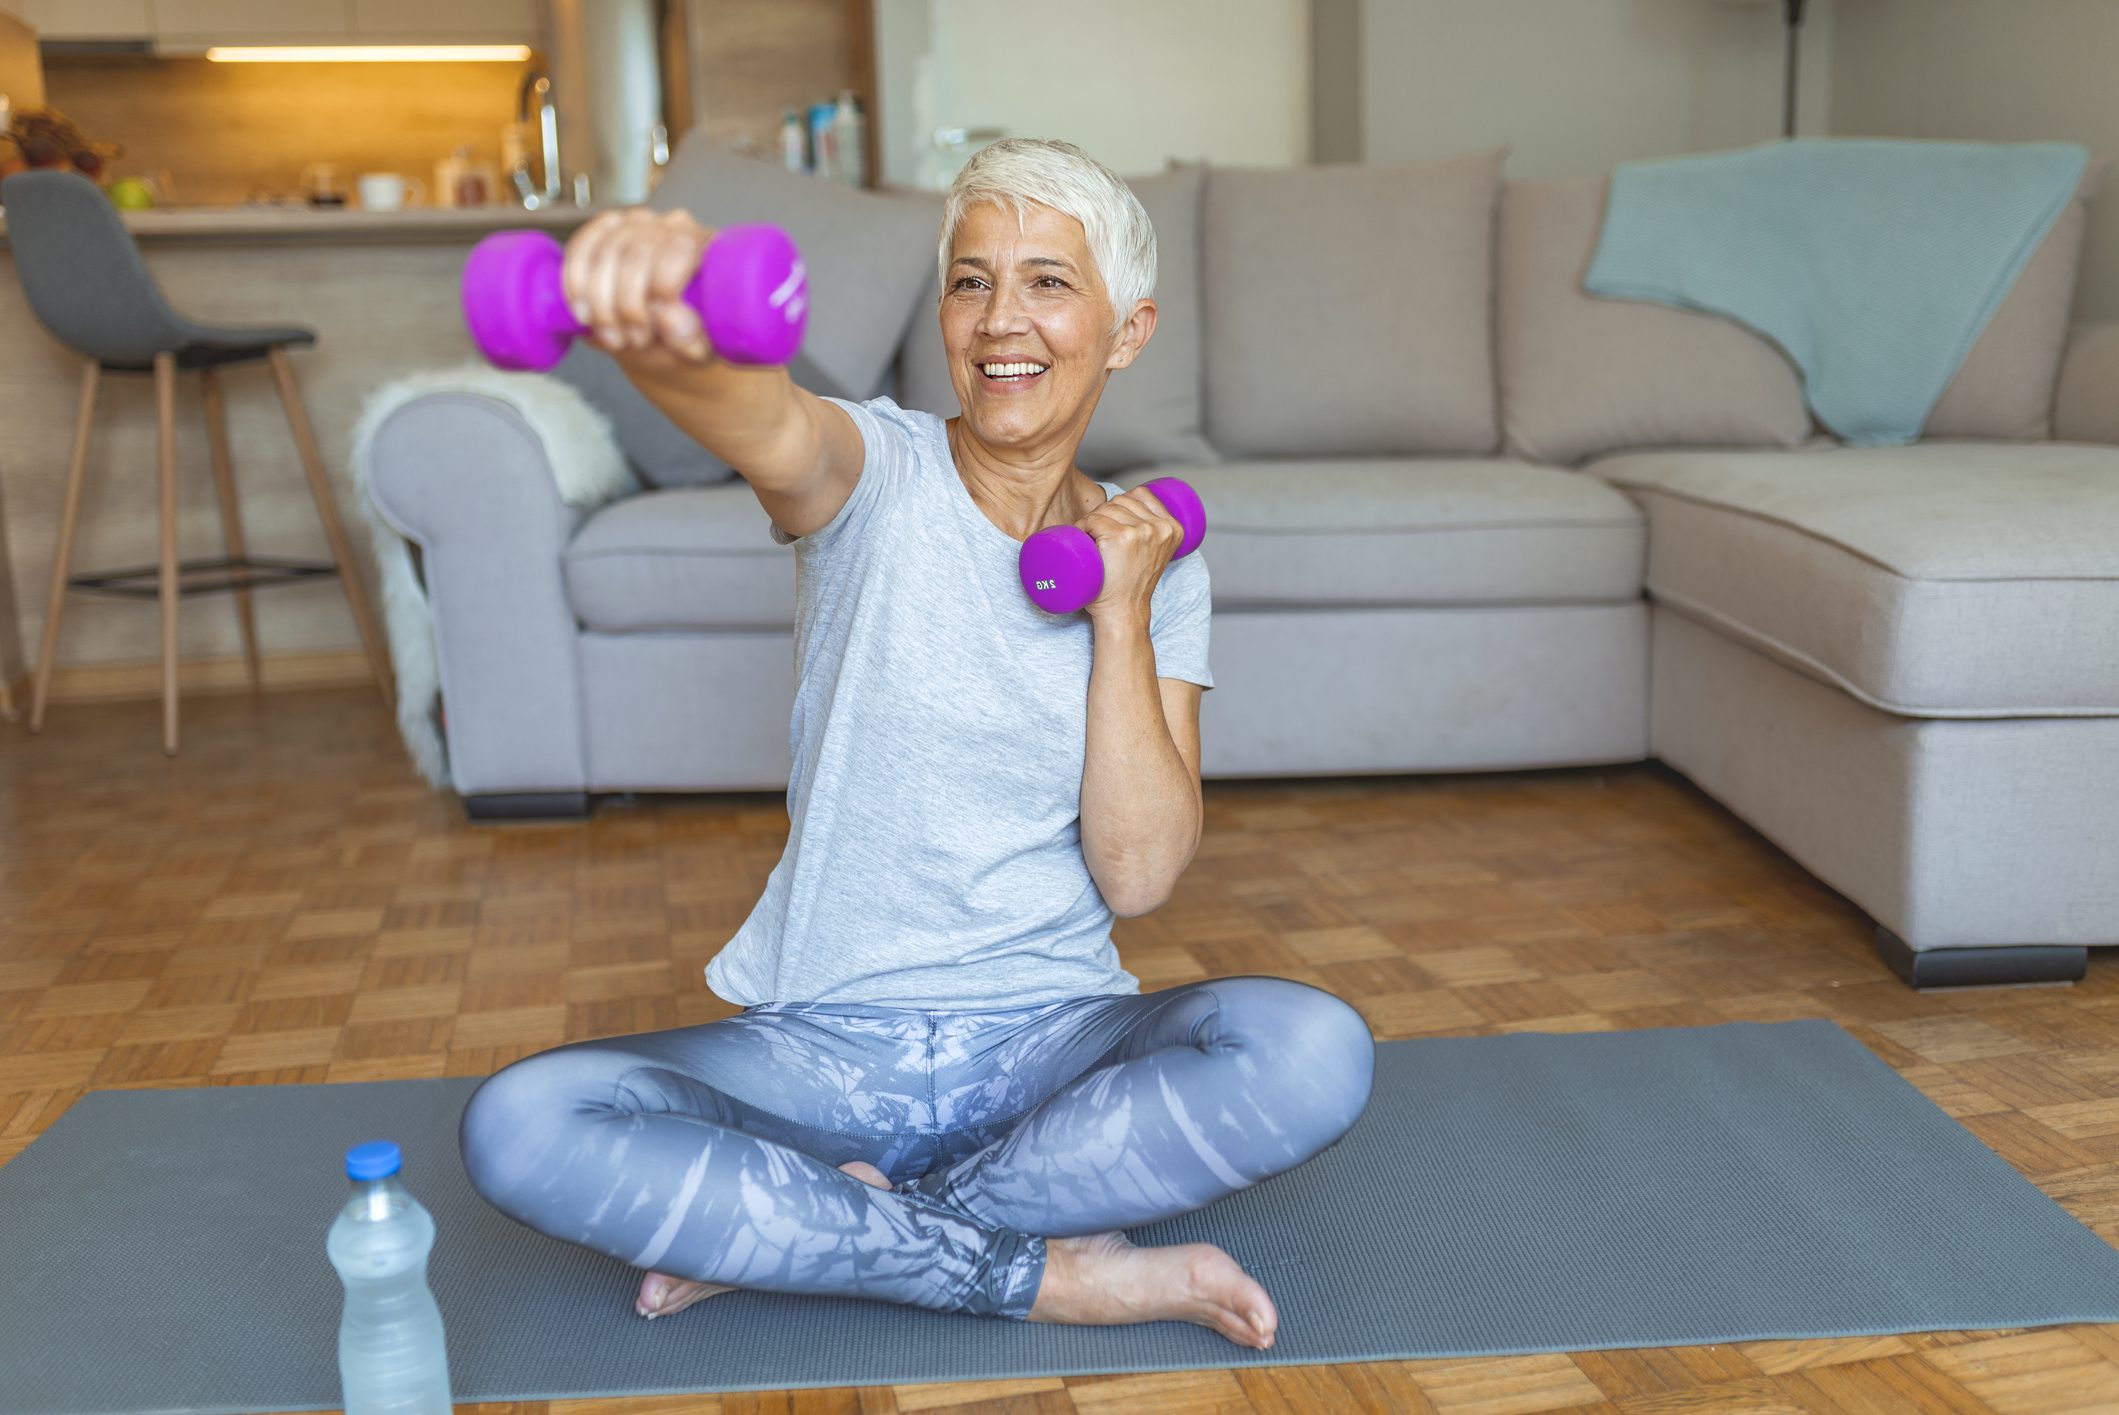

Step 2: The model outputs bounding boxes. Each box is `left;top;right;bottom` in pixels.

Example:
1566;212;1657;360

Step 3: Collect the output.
636;1159;892;1320
1029;1230;1278;1350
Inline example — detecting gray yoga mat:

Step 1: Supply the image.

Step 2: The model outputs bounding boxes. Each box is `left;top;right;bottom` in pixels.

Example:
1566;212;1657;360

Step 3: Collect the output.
6;1017;2119;1413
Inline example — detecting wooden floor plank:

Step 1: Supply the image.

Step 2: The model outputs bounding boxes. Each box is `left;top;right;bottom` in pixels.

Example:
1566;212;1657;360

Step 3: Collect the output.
5;688;2119;1414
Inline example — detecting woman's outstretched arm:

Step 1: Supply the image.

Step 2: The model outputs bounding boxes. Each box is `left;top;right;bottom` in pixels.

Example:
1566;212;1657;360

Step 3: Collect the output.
565;205;863;538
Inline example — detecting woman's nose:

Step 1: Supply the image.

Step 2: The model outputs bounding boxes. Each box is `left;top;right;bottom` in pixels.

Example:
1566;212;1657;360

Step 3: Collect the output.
978;285;1032;335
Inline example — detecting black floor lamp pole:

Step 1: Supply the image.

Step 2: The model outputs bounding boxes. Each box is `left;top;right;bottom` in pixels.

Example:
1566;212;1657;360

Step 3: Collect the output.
1783;0;1810;139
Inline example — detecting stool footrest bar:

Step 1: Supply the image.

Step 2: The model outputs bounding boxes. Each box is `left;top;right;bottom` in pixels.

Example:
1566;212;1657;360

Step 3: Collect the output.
69;555;338;599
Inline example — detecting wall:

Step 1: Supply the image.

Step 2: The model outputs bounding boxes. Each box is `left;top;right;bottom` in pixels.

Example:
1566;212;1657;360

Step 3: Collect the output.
39;56;532;205
1831;0;2119;321
1311;0;1361;163
871;0;1310;187
677;0;873;171
1360;0;1834;175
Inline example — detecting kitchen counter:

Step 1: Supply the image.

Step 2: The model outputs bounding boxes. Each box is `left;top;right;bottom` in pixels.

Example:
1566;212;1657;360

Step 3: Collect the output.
0;202;611;246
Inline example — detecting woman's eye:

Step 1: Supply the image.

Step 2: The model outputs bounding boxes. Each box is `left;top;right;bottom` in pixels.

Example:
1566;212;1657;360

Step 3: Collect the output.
1036;277;1067;289
951;277;986;292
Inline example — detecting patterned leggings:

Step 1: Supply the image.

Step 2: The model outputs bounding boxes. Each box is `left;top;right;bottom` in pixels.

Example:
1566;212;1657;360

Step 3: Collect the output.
458;974;1376;1320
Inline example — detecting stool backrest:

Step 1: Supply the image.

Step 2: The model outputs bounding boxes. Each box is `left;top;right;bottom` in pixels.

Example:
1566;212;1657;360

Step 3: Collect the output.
2;169;198;367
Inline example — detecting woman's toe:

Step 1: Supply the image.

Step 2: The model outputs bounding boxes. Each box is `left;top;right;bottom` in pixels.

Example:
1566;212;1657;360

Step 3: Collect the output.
638;1273;672;1314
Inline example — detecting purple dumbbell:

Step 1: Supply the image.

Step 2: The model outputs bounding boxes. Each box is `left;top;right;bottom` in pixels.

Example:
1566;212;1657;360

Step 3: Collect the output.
1019;477;1207;615
460;224;808;372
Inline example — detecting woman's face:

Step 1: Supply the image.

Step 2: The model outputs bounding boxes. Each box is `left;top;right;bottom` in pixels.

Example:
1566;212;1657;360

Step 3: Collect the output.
941;199;1153;455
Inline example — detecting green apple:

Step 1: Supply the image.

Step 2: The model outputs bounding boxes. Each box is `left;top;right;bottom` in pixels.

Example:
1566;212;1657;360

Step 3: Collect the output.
108;177;157;210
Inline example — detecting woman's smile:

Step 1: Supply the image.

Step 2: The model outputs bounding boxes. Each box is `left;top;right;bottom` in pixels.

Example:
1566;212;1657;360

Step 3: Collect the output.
976;356;1053;391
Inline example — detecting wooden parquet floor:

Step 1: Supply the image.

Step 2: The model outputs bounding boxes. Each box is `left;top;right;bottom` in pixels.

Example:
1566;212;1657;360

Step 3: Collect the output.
6;687;2119;1415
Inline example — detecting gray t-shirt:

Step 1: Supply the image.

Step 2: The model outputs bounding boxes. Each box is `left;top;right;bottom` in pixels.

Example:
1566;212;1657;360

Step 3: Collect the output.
705;396;1214;1011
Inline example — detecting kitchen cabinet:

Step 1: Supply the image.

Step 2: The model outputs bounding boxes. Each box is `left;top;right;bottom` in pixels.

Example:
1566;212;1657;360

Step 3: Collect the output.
7;0;542;48
154;1;352;42
12;0;155;39
351;0;541;38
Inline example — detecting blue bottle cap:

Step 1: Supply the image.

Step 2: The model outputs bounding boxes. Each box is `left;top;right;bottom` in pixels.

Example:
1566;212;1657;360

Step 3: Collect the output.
345;1140;402;1181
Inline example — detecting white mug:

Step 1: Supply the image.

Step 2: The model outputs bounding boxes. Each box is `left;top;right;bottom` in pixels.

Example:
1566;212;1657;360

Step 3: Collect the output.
357;173;426;211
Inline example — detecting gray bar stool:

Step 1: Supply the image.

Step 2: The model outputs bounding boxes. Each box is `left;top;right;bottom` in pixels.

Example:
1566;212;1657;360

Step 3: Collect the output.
2;170;395;755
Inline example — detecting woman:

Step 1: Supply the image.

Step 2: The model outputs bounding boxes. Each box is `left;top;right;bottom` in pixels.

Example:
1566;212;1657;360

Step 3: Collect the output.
459;139;1375;1349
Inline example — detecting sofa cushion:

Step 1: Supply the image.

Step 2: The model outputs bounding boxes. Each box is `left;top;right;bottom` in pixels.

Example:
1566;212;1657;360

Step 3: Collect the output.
568;459;1642;630
550;344;738;488
1500;176;1812;466
564;484;795;633
2056;322;2119;447
1502;164;2105;464
651;144;939;399
1924;158;2105;441
896;165;1217;474
1202;150;1505;459
1117;459;1643;606
567;142;939;488
1592;444;2119;715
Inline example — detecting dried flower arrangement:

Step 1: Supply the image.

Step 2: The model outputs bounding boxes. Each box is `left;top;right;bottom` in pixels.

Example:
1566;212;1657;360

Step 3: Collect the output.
0;106;123;184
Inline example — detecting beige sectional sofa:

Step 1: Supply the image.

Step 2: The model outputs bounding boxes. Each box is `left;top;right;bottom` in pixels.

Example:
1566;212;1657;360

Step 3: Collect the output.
363;142;2116;989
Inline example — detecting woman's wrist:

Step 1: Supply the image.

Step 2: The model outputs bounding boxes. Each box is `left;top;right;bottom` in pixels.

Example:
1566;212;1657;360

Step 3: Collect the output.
1087;605;1154;643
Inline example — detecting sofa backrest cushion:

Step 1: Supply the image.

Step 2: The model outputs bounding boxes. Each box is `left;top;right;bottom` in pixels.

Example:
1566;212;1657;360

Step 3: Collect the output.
1924;158;2106;441
652;143;940;398
549;344;730;487
1499;176;1811;467
1202;149;1505;458
1501;161;2106;465
894;165;1216;474
2055;321;2119;446
565;142;938;487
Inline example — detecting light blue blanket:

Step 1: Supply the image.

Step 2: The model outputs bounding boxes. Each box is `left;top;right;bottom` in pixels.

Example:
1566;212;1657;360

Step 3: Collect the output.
1584;138;2089;445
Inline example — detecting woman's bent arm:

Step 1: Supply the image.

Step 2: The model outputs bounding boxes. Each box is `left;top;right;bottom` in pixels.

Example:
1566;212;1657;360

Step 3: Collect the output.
1080;611;1204;916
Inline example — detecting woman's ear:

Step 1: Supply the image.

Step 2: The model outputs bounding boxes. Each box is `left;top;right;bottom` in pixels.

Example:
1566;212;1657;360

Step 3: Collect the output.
1107;298;1159;371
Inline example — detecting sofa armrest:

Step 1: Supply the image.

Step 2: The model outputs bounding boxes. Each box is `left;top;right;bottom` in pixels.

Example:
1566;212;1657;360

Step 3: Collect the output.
2055;322;2119;446
365;392;605;797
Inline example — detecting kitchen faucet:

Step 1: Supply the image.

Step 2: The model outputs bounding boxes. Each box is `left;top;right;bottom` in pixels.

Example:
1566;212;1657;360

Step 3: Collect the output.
513;70;564;209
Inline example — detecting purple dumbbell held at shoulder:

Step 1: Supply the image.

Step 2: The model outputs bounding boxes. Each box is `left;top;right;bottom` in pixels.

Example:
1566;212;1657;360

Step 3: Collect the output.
1019;477;1207;616
461;223;808;372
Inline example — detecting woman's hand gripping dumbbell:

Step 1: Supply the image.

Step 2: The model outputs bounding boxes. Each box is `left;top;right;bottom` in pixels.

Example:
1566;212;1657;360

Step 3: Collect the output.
461;208;807;372
1020;477;1206;616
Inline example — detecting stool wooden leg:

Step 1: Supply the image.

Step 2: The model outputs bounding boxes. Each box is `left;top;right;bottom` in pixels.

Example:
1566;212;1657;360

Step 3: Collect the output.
199;370;262;691
29;362;102;733
155;352;181;757
266;348;396;714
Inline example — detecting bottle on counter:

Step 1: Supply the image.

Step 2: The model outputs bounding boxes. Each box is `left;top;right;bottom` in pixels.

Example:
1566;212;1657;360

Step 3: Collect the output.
832;90;866;188
780;107;808;174
327;1140;453;1414
808;101;839;182
646;122;671;194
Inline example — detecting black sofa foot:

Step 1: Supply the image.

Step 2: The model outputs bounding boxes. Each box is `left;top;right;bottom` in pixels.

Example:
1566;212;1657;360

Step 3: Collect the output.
463;792;593;822
1874;928;2087;988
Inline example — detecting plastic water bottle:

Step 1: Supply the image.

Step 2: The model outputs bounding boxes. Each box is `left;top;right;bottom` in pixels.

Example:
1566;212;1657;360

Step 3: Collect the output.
327;1140;454;1414
808;101;839;182
832;90;866;188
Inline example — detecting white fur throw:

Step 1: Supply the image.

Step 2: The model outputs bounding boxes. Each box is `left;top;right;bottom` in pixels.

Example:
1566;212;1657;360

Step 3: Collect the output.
349;364;636;788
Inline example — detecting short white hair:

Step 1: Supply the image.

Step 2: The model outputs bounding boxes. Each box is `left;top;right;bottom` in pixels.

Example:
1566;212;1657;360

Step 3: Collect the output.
938;138;1155;335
